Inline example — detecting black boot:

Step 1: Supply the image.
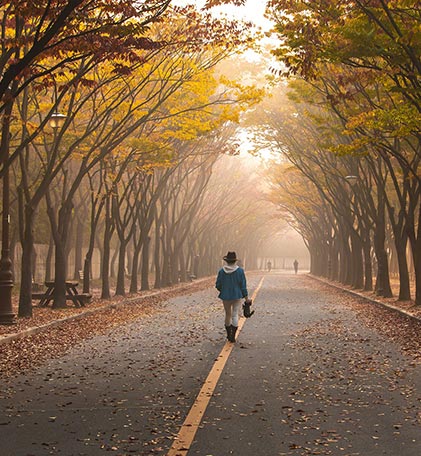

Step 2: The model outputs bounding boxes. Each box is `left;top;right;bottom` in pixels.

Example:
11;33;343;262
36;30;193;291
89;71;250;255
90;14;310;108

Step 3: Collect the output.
225;325;231;341
229;325;238;343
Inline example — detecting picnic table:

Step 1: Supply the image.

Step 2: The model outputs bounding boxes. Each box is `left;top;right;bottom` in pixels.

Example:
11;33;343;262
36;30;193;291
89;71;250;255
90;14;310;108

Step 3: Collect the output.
32;281;92;307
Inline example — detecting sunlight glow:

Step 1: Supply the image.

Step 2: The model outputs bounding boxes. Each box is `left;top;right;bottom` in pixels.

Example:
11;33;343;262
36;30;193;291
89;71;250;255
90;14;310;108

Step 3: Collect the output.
172;0;273;30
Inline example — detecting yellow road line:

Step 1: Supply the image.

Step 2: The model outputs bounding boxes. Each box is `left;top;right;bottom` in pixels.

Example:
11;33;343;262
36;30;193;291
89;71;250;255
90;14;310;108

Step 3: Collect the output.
167;276;265;456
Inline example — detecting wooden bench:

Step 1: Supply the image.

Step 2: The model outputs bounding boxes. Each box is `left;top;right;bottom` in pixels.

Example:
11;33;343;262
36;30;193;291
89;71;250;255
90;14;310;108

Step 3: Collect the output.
71;292;92;305
31;281;92;307
31;292;48;300
32;292;92;306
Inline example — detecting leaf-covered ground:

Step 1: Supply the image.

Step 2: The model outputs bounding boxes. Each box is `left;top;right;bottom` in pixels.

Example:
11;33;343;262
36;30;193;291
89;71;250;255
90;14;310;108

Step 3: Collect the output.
1;280;213;338
0;278;226;455
1;273;421;455
0;279;214;378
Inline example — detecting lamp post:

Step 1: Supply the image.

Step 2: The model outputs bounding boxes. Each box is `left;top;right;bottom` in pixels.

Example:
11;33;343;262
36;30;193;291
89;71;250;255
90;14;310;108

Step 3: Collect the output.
0;162;14;324
345;175;359;217
49;112;67;130
48;111;66;309
345;175;358;186
0;87;15;324
345;175;359;213
0;110;67;324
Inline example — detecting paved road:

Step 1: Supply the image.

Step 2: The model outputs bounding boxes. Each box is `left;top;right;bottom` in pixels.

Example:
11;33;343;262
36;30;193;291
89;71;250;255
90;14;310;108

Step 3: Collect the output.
1;273;420;455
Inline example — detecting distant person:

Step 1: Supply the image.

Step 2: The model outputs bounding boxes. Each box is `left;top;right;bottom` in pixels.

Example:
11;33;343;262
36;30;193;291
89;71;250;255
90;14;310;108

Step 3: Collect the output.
267;260;272;272
216;251;250;343
293;259;299;274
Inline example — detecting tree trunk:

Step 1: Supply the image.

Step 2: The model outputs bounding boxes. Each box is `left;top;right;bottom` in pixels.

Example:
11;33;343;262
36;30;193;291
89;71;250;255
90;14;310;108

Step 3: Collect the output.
339;234;351;285
126;244;133;280
18;206;36;317
373;195;393;298
193;254;200;279
82;257;90;294
115;240;126;296
395;235;411;301
82;217;99;294
309;244;316;275
110;246;118;280
362;239;373;291
10;228;17;280
329;240;339;281
179;248;187;283
45;233;54;282
101;198;112;299
161;229;171;287
51;204;73;309
171;246;179;284
414;206;421;306
52;242;67;308
154;211;162;289
73;217;84;280
350;232;364;289
31;244;37;282
129;246;139;293
162;256;171;287
141;235;151;291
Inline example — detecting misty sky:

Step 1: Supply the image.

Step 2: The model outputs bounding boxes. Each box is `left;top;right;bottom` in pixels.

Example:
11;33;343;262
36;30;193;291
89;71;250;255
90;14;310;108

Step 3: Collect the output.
172;0;272;29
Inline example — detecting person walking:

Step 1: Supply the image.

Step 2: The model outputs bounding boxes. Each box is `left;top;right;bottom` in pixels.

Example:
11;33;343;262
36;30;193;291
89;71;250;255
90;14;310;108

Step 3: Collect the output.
293;259;299;274
215;251;250;343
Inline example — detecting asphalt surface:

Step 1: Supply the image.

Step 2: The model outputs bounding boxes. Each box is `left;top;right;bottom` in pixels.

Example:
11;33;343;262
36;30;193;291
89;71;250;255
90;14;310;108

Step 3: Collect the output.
1;273;421;456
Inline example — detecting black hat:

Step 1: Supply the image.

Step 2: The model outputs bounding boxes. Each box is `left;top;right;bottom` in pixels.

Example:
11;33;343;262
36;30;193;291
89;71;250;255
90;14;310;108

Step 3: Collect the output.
223;251;239;262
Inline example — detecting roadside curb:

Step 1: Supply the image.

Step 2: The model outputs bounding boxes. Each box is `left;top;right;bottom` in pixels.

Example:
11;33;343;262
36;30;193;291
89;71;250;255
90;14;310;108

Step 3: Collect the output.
308;274;421;324
0;278;211;346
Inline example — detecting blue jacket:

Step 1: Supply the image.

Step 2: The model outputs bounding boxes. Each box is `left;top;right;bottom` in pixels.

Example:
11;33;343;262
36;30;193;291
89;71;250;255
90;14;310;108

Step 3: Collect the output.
215;266;248;300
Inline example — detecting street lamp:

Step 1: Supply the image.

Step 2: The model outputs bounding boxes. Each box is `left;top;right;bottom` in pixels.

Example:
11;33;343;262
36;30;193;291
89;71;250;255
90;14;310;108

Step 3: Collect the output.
345;175;358;186
49;112;67;129
0;110;67;325
0;191;14;325
0;86;15;324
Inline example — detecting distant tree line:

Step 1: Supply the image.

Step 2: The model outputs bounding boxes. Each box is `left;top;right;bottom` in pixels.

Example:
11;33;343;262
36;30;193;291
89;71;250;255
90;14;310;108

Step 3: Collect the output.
263;1;421;305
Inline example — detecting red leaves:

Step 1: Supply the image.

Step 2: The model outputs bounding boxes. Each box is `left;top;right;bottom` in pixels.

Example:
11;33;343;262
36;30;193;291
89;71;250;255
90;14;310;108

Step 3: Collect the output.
0;0;173;110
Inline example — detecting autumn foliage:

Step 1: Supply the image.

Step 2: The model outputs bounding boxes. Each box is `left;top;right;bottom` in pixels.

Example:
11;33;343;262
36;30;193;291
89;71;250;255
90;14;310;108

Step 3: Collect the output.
0;0;266;318
264;0;421;305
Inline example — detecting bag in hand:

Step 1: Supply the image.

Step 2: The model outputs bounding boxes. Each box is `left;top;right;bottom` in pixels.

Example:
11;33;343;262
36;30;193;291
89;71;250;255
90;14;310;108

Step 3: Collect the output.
243;299;254;318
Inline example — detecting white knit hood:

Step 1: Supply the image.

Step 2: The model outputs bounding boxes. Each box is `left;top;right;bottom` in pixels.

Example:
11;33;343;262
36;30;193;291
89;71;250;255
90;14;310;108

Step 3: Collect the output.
222;263;239;274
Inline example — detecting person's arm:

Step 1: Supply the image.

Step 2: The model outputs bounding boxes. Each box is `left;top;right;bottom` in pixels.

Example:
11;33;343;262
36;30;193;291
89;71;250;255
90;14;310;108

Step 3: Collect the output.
239;269;248;299
216;270;222;291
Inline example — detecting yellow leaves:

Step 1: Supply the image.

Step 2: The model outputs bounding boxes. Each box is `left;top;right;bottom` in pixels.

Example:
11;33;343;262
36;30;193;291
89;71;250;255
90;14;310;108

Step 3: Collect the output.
345;104;421;139
126;137;146;150
345;111;373;132
287;79;319;104
71;144;92;161
155;65;261;142
111;101;133;123
330;139;370;157
219;75;265;107
11;10;267;181
219;105;240;123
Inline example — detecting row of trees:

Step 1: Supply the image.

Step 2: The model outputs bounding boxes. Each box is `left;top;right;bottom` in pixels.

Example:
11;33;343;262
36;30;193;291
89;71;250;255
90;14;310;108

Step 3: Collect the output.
260;0;421;305
1;0;273;319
